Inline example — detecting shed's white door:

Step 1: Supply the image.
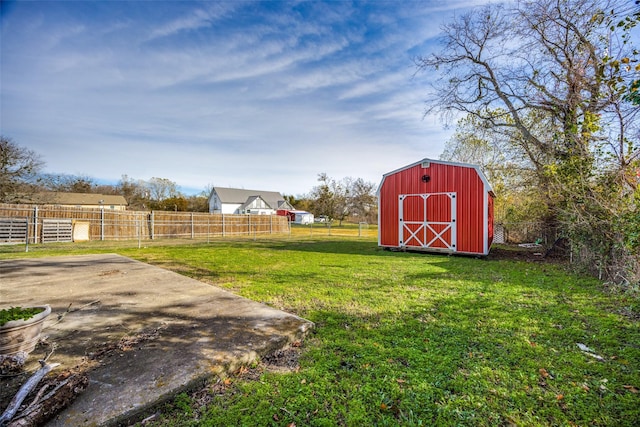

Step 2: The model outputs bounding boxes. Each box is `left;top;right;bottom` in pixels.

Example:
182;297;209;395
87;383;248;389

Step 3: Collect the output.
398;193;457;251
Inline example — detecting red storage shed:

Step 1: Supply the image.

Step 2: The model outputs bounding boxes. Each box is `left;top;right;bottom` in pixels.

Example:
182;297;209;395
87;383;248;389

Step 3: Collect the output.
377;158;495;256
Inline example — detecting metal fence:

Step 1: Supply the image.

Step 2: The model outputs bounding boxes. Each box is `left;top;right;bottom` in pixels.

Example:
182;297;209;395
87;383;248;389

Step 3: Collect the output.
0;204;290;245
289;221;377;239
494;222;559;245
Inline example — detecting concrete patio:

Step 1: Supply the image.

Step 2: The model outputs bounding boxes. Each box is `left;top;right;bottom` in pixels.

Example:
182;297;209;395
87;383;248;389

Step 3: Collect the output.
0;254;314;426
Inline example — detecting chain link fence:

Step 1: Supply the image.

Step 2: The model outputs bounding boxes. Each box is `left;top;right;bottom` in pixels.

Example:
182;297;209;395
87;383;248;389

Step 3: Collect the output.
494;222;559;245
0;204;290;246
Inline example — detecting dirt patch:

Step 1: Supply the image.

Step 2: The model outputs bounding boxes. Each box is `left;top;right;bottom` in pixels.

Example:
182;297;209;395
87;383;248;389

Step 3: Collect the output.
261;346;302;373
488;244;569;263
233;345;302;382
128;345;305;425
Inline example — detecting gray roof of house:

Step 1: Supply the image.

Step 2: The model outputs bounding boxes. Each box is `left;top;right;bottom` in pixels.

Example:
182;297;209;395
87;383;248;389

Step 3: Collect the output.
26;192;128;206
211;187;291;210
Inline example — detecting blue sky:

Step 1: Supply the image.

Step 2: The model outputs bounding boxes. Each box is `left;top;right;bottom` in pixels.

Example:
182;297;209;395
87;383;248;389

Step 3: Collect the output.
1;0;486;196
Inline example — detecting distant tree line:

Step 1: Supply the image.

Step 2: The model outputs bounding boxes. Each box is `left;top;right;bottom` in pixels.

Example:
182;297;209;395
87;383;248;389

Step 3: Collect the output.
285;173;378;225
0;136;209;211
0;137;379;221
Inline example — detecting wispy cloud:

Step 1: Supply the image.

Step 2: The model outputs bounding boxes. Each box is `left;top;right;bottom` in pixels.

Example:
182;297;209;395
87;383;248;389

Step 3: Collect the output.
1;1;484;195
147;2;236;40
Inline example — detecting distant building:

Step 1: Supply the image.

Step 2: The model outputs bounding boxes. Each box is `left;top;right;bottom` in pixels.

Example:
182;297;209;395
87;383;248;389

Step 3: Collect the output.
208;187;293;214
22;192;128;211
276;209;314;224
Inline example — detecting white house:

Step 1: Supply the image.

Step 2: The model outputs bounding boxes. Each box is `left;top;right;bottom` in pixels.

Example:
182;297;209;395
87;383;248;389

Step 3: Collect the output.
208;187;293;214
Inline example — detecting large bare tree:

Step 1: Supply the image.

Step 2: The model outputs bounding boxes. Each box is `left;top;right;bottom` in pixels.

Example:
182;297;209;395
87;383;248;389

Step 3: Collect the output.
308;174;377;224
418;0;640;284
0;137;44;202
419;0;638;167
147;177;179;202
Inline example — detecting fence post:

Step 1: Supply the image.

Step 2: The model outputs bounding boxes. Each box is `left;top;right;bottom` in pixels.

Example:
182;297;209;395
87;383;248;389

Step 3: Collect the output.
150;211;155;240
100;207;105;241
25;216;29;253
248;214;251;237
207;216;210;244
191;212;195;239
33;206;39;244
222;214;225;237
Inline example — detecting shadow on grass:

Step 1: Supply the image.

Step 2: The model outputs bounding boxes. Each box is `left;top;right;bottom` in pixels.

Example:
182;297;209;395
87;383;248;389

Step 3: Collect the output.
296;291;640;426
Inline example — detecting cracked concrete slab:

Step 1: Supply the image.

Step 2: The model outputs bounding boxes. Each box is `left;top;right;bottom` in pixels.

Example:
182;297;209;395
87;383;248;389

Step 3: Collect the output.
0;254;314;426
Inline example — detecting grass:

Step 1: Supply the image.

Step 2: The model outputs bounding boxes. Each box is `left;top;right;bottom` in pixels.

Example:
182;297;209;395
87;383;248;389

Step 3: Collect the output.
1;234;639;426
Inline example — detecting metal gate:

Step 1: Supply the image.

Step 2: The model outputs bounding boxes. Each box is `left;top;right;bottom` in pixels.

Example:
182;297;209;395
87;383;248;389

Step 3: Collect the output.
42;219;73;243
0;217;28;244
398;193;457;251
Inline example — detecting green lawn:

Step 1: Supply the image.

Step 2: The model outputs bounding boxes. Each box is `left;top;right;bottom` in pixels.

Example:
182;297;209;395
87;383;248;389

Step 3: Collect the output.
2;236;639;426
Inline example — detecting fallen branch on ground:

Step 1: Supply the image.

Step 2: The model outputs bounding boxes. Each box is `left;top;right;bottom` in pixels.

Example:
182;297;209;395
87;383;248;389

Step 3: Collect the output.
0;361;59;426
50;300;101;327
5;370;89;427
0;342;89;427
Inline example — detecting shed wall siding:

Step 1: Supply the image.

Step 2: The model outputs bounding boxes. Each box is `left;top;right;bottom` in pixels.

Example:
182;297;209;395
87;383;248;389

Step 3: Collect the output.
379;160;491;255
